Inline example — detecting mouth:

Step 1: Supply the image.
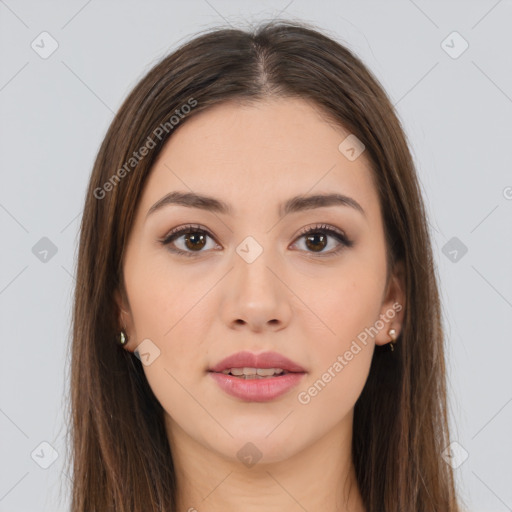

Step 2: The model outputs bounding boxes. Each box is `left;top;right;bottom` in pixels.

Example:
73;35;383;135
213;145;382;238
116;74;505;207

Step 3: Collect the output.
211;367;296;379
207;351;306;402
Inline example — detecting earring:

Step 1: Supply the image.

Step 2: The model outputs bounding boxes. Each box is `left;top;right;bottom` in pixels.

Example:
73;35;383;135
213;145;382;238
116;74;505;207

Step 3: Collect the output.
119;329;128;345
388;328;397;351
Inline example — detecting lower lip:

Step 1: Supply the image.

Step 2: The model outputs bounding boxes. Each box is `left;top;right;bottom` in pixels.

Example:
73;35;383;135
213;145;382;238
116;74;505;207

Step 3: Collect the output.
208;371;306;402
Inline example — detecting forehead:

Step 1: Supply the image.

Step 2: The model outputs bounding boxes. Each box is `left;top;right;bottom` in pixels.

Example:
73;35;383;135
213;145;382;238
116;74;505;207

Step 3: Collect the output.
141;97;379;219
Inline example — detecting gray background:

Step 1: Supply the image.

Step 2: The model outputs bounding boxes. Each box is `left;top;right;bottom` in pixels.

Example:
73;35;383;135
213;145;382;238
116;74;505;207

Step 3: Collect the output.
1;1;511;510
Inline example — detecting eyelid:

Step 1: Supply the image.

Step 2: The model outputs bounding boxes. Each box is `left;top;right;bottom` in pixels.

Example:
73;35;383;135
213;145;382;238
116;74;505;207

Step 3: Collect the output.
294;223;348;241
163;223;214;241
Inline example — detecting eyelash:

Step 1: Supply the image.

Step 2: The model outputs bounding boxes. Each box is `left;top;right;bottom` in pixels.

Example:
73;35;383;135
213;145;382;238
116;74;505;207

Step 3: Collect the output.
158;223;354;258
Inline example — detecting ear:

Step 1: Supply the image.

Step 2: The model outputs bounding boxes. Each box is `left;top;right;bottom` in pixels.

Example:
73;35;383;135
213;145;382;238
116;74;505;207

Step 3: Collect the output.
374;260;406;346
114;287;135;351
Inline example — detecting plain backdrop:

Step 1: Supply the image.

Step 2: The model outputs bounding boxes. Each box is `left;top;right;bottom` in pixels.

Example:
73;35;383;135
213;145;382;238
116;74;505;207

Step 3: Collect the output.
1;1;511;511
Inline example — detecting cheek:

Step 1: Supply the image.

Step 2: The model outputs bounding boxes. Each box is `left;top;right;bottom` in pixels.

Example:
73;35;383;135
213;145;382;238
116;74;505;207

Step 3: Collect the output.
297;261;384;401
311;262;385;343
126;253;214;400
295;288;378;421
296;344;373;434
126;249;208;339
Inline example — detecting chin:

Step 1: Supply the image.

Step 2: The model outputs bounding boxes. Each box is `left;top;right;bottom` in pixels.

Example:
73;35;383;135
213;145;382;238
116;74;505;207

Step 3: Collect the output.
213;435;303;467
199;418;310;465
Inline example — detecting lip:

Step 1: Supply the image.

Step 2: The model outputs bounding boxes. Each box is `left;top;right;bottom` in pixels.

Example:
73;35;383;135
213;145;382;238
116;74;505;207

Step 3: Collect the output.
209;372;306;402
208;350;306;373
208;350;307;402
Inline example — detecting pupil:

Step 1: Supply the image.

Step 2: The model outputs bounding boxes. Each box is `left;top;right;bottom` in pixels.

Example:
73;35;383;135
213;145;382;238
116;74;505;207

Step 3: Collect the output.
185;233;206;251
305;233;326;252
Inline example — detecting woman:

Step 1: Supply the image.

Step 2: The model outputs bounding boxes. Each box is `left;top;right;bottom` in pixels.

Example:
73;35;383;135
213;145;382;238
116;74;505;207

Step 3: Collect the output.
67;19;462;512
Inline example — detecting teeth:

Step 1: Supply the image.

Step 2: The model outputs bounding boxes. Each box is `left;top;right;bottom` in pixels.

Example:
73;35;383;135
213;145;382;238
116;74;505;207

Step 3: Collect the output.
221;367;285;377
255;368;284;377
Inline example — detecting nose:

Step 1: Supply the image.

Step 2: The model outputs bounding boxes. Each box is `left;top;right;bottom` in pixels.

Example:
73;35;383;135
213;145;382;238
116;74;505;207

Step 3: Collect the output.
220;245;292;333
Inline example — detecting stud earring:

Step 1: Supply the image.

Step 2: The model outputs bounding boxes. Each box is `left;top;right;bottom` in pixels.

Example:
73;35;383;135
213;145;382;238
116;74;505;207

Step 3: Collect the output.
387;328;397;351
119;329;128;345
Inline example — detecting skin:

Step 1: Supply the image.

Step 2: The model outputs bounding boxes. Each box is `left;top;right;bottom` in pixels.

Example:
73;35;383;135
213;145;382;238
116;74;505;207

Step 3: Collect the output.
116;97;405;512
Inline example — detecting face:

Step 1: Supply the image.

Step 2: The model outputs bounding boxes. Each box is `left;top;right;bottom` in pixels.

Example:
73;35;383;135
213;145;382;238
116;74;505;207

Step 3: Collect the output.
116;97;405;465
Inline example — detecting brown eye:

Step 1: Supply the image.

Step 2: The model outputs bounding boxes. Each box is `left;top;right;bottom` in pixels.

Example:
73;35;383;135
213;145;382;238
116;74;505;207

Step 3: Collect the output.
292;224;354;256
182;232;207;251
304;233;328;252
160;224;218;257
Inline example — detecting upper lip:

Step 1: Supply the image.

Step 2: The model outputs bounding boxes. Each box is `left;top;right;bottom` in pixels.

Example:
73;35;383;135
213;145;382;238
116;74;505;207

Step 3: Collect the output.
209;350;306;373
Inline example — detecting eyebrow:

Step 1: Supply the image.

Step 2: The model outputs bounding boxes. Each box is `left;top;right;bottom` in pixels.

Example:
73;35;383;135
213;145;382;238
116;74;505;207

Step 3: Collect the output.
146;191;366;219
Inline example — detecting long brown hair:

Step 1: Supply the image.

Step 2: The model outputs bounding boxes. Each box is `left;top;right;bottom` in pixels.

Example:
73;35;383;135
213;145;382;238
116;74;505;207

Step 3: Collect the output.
65;19;462;512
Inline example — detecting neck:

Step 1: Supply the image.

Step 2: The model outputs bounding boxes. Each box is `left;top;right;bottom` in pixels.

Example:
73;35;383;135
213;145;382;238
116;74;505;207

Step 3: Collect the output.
165;411;366;512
